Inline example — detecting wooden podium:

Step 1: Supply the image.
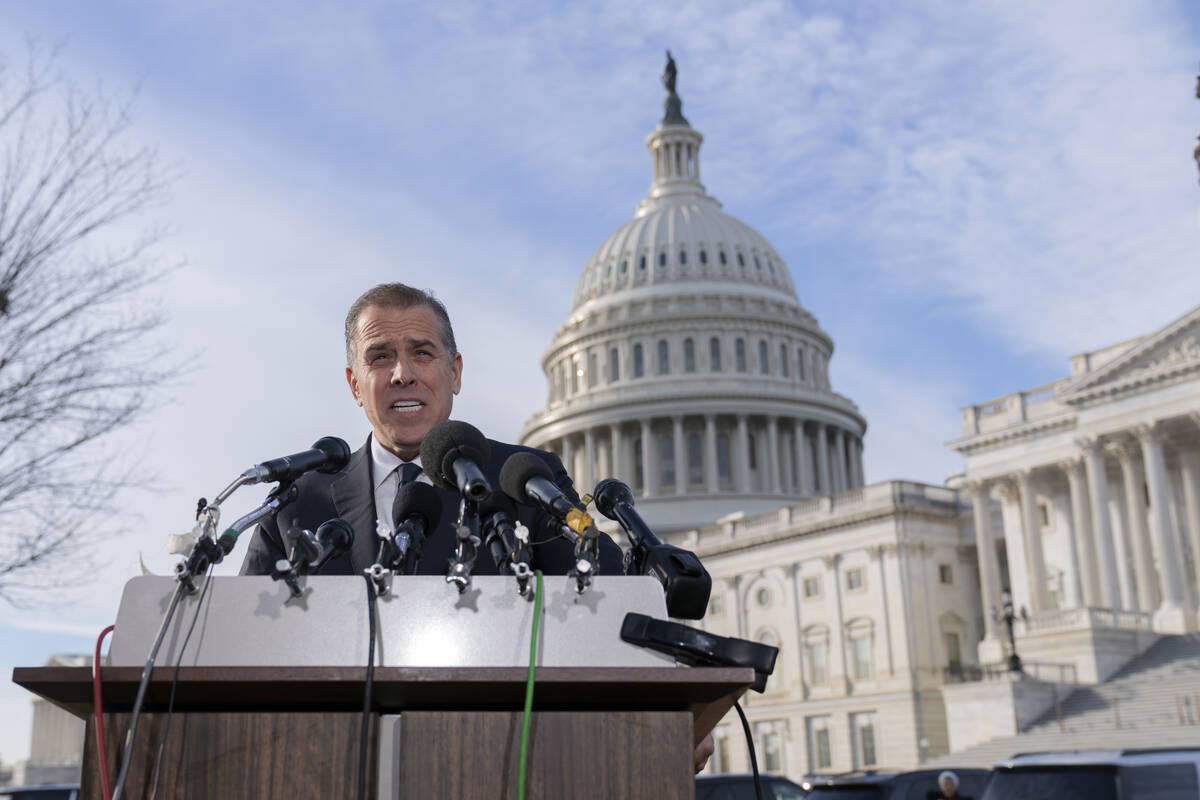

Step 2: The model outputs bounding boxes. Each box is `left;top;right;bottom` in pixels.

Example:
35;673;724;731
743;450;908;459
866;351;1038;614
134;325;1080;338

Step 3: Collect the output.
15;662;752;799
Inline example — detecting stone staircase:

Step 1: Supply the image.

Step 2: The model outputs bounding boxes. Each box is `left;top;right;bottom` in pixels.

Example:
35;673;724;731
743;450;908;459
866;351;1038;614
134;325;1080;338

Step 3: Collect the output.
929;635;1200;768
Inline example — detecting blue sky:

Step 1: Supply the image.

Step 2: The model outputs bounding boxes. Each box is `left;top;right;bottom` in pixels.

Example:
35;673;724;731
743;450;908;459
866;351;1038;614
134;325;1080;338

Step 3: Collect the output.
2;0;1200;763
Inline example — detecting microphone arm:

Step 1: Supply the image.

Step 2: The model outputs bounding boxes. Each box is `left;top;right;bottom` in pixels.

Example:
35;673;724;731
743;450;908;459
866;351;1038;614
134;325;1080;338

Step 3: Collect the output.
593;478;712;620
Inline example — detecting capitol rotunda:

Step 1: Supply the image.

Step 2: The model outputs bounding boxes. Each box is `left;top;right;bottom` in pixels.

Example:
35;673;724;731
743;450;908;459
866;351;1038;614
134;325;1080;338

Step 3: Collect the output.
519;66;867;533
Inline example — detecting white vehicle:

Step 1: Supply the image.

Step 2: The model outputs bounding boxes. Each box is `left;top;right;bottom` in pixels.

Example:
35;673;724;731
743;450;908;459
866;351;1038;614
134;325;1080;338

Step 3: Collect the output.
983;749;1200;800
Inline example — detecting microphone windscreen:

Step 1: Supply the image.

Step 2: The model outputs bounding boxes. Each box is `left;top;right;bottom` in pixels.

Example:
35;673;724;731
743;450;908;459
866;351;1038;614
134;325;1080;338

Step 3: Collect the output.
313;436;352;474
393;481;444;531
592;478;635;519
314;518;355;558
499;452;555;506
419;420;491;491
477;490;517;520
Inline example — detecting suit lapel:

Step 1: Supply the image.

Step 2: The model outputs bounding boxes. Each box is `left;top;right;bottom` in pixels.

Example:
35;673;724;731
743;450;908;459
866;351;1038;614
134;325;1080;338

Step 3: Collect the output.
331;437;378;572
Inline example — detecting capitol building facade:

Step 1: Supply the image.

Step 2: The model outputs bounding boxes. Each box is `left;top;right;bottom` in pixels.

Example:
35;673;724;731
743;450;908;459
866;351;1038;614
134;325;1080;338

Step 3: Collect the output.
521;63;1200;777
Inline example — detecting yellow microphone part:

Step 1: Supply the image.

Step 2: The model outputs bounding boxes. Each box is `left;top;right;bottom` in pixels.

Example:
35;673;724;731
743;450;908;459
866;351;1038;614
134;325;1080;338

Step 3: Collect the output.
565;507;594;537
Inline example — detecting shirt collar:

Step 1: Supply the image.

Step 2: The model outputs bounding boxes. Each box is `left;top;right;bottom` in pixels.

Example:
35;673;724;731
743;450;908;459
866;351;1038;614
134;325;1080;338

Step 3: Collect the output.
370;435;421;490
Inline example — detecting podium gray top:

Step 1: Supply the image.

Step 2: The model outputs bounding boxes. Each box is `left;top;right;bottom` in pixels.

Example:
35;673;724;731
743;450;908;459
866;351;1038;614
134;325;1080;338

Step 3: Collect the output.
109;575;676;669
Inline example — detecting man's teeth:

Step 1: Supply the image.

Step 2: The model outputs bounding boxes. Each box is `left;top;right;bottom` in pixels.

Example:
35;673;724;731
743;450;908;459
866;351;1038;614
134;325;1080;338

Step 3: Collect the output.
392;401;423;410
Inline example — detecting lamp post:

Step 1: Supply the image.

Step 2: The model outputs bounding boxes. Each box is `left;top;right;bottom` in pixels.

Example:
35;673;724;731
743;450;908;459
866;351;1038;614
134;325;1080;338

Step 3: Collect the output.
991;589;1025;674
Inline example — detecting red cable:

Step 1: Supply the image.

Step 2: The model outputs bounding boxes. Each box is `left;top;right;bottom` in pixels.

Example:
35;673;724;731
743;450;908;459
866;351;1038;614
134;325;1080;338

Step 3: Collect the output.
93;624;116;800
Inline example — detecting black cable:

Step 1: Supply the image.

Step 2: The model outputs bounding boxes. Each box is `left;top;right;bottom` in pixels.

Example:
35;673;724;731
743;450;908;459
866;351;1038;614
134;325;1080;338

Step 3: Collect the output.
734;700;764;800
148;565;214;800
111;580;188;800
358;574;377;800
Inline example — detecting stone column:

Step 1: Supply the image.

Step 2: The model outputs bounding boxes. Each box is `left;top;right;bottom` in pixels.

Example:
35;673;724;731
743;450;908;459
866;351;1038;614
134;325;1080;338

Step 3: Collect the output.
832;429;847;493
641;419;659;498
673;416;687;494
704;414;719;493
609;424;624;483
825;554;850;693
1060;458;1100;607
968;481;1002;640
1179;447;1200;606
1111;440;1157;612
794;421;812;497
766;416;781;494
562;434;576;484
735;415;751;493
583;427;596;497
1080;438;1121;609
1014;470;1049;612
996;480;1032;614
814;423;830;496
1135;423;1194;632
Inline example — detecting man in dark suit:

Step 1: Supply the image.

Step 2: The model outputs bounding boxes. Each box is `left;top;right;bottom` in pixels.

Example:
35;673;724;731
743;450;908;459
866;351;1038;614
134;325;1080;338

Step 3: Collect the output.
238;282;623;577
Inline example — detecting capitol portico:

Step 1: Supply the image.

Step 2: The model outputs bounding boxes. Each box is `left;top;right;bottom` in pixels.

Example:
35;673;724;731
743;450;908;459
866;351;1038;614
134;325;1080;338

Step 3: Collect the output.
519;62;866;533
951;305;1200;681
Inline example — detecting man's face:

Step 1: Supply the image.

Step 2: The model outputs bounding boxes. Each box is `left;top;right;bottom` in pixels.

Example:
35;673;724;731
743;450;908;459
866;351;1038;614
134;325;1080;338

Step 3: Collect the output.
940;778;956;797
345;303;462;460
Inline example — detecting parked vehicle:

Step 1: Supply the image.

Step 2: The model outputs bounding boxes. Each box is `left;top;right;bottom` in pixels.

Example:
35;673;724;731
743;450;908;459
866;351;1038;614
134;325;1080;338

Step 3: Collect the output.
803;768;991;800
0;786;80;800
983;749;1200;800
697;771;810;799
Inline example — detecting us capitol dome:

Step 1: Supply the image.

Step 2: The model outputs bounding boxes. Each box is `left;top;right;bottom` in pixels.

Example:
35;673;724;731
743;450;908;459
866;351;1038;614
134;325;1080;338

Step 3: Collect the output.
520;56;867;533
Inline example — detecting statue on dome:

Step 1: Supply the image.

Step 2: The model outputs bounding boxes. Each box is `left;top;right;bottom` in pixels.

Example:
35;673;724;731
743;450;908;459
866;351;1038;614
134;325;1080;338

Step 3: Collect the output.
663;50;678;95
660;50;688;126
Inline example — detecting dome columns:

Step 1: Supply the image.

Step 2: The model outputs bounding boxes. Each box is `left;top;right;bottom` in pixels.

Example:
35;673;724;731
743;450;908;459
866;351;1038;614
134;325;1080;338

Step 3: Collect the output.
538;415;866;511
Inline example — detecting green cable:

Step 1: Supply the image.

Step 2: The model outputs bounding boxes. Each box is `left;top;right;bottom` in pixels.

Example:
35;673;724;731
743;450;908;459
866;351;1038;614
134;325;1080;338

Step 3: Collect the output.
517;569;544;800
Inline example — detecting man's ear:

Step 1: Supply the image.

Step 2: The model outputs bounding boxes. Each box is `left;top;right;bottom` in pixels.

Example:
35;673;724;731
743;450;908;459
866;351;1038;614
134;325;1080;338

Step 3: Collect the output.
451;352;463;395
346;366;363;406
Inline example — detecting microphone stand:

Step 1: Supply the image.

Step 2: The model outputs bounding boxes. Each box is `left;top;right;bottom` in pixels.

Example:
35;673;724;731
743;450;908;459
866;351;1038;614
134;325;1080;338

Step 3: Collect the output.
446;498;481;593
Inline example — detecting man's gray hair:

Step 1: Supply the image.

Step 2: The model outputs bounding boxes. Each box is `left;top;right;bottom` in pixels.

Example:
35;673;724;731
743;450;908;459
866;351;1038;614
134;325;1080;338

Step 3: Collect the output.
344;283;457;368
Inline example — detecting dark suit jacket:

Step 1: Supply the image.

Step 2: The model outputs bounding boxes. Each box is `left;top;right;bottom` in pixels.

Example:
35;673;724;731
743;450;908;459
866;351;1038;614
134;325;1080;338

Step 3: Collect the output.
238;436;624;577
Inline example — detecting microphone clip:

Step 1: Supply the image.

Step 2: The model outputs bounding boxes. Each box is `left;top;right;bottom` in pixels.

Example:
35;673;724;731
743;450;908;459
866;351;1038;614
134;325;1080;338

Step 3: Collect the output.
446;498;481;594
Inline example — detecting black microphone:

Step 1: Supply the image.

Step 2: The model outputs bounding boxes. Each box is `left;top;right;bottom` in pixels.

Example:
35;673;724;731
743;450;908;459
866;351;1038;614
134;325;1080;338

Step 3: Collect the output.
391;481;444;572
273;518;355;597
419;420;492;501
310;518;355;570
593;478;712;620
499;452;576;519
242;436;351;484
478;491;521;572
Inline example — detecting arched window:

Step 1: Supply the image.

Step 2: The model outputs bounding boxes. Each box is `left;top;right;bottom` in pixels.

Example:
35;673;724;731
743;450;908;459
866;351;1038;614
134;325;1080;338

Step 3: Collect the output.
683;338;695;372
633;343;644;378
710;338;722;371
735;338;746;372
657;340;669;375
737;252;745;267
638;255;646;271
620;259;628;274
780;344;788;377
797;348;806;381
758;340;768;374
610;348;620;382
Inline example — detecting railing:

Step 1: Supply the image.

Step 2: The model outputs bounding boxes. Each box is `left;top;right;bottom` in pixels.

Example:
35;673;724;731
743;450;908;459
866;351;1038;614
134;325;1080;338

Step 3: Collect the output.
959;379;1072;436
942;660;1078;684
1022;607;1153;633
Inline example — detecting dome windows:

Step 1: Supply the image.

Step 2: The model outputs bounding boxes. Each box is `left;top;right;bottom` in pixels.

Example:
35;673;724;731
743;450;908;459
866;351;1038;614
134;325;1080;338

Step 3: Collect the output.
699;249;708;265
780;344;789;377
719;250;727;266
620;259;628;274
754;255;762;271
684;338;696;372
710;338;722;371
658;252;666;268
737;253;745;268
633;343;645;378
758;340;768;374
679;250;687;265
610;348;620;382
657;340;670;375
639;255;646;271
735;338;746;372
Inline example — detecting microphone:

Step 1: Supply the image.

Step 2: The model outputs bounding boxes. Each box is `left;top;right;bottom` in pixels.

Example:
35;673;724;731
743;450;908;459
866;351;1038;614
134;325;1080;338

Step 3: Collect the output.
273;518;355;597
593;478;712;620
242;437;352;485
478;491;531;579
391;481;444;572
420;420;492;501
499;452;586;529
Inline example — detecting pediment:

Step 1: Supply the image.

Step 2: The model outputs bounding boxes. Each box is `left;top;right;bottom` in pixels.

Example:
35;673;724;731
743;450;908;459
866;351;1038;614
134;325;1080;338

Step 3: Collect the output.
1059;305;1200;403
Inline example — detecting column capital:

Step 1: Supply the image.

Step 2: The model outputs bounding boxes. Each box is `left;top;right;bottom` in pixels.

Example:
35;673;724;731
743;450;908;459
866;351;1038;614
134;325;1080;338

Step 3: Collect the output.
1075;435;1101;454
1013;467;1036;488
1105;437;1139;463
1056;457;1085;478
1133;421;1164;445
964;477;990;496
995;479;1020;503
821;553;840;569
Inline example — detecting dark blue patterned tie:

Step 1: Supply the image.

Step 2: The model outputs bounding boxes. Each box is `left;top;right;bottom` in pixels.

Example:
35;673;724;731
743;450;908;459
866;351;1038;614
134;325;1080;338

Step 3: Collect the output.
397;461;422;486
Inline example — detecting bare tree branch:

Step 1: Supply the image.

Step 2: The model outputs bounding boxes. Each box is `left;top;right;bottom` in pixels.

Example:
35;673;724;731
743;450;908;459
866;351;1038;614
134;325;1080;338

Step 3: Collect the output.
0;43;177;606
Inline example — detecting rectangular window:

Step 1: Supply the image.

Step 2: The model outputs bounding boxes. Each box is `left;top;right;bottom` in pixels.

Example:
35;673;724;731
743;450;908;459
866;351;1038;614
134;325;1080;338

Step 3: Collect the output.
1038;502;1050;528
715;734;731;773
570;358;580;393
803;576;820;598
736;338;746;372
710;338;721;371
805;641;827;685
806;717;832;770
762;730;783;773
846;568;864;591
780;343;789;377
684;338;696;372
852;636;871;680
797;348;806;380
609;348;620;382
717;434;731;486
687;433;703;486
660;435;674;489
850;712;877;769
939;564;953;585
657;340;670;375
633;344;644;378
